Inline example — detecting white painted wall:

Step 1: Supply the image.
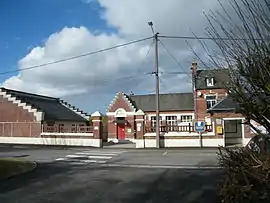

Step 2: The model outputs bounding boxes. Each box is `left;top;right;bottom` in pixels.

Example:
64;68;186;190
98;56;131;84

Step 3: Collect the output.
0;136;102;147
136;138;224;148
202;139;224;147
41;132;93;136
144;130;215;137
144;139;156;148
135;139;145;148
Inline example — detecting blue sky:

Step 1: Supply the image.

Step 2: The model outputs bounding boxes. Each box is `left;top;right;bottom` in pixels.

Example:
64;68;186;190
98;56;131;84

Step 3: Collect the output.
0;0;222;114
0;0;114;83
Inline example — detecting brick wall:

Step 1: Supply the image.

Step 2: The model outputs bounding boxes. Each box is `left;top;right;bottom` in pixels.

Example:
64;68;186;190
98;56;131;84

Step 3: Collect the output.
196;89;227;120
0;95;36;122
0;95;42;137
108;115;116;139
0;122;41;137
107;94;134;112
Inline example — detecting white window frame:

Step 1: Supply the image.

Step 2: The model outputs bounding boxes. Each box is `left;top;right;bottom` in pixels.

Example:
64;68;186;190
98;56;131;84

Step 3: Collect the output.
180;115;193;123
165;116;177;126
150;116;162;127
206;77;214;87
205;94;217;109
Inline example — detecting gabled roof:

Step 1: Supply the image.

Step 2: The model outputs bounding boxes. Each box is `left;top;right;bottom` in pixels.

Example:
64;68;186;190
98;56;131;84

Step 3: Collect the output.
128;92;194;112
207;96;240;113
195;69;230;90
0;87;89;122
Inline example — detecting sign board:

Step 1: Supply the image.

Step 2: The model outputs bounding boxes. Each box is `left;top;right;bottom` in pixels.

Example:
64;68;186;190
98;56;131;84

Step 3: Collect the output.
216;126;223;135
195;121;205;133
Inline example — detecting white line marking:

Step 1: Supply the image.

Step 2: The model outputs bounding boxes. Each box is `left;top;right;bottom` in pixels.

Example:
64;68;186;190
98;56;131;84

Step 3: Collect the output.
163;151;167;156
88;156;112;159
75;152;119;156
99;163;220;169
70;162;87;165
81;150;126;154
55;158;67;161
66;155;87;158
80;160;107;164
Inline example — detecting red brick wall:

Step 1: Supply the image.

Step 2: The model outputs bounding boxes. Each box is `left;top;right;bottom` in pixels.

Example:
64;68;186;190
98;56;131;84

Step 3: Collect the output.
0;122;41;137
108;115;116;139
125;115;135;139
0;95;41;137
196;89;227;120
107;94;134;112
0;95;36;122
107;115;136;140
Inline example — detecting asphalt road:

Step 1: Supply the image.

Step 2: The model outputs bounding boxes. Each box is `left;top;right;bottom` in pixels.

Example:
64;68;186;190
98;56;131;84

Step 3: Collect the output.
0;146;224;203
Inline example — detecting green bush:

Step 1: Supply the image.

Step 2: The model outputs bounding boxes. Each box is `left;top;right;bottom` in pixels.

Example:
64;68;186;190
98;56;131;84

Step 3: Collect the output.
217;146;270;203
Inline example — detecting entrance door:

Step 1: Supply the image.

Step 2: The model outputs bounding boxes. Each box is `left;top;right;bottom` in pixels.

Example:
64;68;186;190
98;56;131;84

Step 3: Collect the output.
117;124;125;140
224;119;243;146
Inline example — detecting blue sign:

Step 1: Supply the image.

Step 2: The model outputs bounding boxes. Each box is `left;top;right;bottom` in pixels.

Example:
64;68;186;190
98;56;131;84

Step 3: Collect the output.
195;121;205;132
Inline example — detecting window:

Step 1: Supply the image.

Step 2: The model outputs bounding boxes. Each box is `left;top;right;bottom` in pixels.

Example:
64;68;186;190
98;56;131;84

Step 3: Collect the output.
180;115;193;123
150;116;162;127
206;95;217;109
46;121;55;126
206;77;214;87
165;116;177;126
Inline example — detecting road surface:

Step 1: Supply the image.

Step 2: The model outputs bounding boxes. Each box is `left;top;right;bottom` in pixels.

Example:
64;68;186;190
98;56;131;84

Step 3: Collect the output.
0;146;224;203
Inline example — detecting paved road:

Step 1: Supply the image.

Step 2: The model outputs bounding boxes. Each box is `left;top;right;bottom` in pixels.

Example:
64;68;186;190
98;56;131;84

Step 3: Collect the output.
0;146;223;203
0;146;219;167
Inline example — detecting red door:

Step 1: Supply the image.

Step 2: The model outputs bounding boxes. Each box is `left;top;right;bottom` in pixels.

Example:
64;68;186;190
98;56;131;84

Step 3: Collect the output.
117;124;125;140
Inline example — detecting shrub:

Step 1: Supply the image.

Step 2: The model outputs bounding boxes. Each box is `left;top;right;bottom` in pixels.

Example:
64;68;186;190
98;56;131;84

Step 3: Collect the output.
217;146;270;203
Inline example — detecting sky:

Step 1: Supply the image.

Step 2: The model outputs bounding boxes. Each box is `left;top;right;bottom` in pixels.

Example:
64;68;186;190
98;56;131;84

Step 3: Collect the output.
0;0;227;114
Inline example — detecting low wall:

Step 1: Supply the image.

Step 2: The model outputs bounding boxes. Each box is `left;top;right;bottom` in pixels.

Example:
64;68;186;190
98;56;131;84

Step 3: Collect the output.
0;133;102;147
135;132;224;148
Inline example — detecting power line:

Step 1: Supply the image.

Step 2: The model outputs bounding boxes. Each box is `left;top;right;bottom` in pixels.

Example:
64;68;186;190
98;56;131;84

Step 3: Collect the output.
0;36;153;75
159;40;186;72
159;35;264;41
159;39;191;83
161;71;190;75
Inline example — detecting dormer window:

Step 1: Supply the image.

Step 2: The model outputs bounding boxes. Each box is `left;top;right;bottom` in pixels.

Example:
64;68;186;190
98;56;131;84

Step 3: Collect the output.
206;77;214;87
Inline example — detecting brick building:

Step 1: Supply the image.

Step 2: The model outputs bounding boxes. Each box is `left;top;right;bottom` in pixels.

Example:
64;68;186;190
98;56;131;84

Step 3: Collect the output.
192;62;255;146
105;62;256;148
106;92;201;142
0;87;103;147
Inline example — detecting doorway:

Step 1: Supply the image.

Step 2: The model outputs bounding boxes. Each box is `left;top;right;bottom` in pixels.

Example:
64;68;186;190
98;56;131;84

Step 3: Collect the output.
117;124;126;140
224;119;243;146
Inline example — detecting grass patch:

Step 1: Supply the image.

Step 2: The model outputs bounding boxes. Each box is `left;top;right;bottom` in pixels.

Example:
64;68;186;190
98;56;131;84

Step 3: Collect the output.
0;158;37;180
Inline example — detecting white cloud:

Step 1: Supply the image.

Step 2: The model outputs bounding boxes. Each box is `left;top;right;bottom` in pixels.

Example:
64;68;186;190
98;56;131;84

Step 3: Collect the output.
2;0;227;111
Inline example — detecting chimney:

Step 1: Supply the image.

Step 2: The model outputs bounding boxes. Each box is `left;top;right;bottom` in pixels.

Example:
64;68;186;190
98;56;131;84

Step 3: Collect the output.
191;61;197;76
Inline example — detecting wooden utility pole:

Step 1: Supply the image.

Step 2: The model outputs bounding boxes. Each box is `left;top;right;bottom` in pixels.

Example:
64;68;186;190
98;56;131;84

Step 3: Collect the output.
148;22;160;148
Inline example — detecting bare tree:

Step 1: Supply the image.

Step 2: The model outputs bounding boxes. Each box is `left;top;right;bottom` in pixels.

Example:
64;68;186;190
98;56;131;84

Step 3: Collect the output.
201;0;270;134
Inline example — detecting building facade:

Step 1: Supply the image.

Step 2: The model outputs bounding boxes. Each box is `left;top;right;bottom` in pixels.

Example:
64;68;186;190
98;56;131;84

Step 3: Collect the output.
105;62;258;148
0;87;103;147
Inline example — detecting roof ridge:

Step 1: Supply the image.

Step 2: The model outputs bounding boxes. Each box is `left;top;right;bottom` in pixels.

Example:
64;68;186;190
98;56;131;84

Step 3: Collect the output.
0;87;57;100
59;99;89;119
